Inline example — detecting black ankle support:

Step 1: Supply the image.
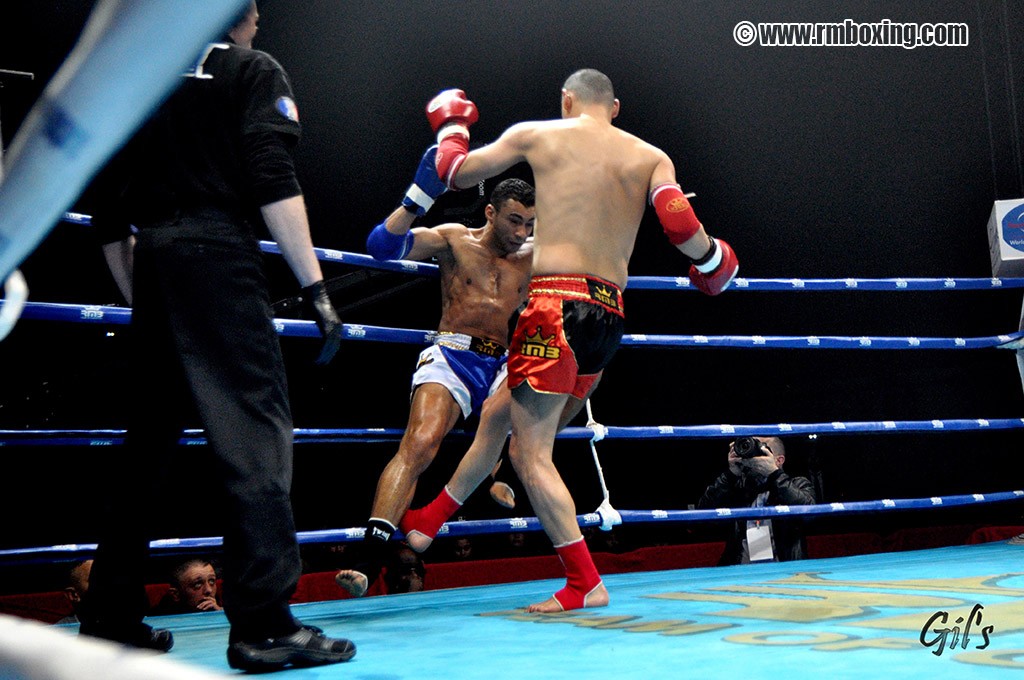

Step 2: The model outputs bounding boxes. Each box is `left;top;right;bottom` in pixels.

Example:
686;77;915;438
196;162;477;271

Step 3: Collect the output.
354;518;395;583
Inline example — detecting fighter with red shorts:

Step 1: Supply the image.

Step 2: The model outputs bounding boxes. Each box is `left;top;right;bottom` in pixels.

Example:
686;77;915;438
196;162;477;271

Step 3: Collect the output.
423;72;738;613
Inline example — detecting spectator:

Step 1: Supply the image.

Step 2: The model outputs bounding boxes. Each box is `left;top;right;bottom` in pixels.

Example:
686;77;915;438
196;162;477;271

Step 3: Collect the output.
506;531;528;555
384;546;425;594
152;558;222;615
697;437;816;565
54;560;93;625
451;537;474;561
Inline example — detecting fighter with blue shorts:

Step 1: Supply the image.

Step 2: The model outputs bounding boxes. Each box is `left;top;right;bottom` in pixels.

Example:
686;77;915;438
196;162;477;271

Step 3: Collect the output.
335;154;535;596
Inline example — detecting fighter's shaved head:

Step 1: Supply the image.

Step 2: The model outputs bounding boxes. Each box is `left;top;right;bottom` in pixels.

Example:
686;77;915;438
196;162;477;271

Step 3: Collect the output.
562;69;616;108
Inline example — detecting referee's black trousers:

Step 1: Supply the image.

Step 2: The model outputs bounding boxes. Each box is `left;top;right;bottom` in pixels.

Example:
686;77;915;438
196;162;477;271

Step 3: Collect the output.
84;217;302;641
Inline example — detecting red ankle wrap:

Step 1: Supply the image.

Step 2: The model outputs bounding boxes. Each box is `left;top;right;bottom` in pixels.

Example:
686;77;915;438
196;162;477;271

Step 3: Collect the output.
551;538;602;610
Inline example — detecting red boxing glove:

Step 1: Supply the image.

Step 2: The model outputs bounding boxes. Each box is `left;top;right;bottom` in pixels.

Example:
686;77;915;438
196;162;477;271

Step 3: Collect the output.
436;133;469;189
426;89;478;190
426;89;479;134
689;238;738;296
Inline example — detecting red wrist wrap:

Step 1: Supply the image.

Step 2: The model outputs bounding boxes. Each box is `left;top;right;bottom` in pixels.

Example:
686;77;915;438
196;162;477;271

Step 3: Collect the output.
436;133;469;190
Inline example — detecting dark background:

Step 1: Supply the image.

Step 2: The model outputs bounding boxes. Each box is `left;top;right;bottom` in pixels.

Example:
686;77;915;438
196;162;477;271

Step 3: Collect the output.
1;0;1023;563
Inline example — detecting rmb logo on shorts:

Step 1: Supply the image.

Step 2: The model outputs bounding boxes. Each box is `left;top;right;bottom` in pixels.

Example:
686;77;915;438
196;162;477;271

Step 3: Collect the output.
471;338;506;358
519;326;560;359
586;279;620;310
591;284;619;309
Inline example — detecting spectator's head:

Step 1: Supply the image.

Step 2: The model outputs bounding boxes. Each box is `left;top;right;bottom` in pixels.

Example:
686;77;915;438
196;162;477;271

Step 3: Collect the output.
601;527;622;552
167;558;219;612
452;537;474;560
729;436;786;467
62;559;92;609
507;532;526;550
386;546;425;594
759;436;786;467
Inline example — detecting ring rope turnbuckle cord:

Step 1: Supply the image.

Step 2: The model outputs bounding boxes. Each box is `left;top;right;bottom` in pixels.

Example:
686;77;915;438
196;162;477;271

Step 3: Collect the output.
585;399;621;531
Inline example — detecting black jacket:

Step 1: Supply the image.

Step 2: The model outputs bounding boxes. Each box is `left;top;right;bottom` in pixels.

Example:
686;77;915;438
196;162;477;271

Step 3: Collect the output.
697;469;817;565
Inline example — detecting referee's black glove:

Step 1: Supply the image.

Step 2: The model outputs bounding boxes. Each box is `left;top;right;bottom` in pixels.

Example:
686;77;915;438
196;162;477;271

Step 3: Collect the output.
302;280;343;365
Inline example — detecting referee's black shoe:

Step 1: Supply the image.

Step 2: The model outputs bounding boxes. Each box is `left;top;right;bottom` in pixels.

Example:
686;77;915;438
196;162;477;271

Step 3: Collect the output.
227;625;356;672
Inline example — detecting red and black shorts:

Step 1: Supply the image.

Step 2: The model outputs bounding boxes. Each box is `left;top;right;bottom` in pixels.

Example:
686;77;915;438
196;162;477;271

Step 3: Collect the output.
507;274;625;399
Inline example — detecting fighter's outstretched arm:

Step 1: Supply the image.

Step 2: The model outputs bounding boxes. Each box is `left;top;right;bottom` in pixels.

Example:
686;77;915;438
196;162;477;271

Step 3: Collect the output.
425;88;528;190
648;152;712;260
366;144;451;262
450;125;530;189
649;152;738;296
367;206;449;262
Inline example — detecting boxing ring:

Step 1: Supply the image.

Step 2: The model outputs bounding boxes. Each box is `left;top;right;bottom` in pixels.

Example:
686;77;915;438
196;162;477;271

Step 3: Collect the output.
2;217;1024;677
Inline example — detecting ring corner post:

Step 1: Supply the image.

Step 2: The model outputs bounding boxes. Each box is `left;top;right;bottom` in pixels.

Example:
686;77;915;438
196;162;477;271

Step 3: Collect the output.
1017;295;1024;396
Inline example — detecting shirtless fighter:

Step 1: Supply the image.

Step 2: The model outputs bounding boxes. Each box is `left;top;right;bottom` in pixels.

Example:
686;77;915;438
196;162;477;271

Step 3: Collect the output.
424;69;739;612
335;149;535;596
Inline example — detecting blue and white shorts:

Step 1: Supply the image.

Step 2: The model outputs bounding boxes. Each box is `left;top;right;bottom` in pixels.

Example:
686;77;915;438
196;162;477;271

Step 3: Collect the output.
411;332;508;418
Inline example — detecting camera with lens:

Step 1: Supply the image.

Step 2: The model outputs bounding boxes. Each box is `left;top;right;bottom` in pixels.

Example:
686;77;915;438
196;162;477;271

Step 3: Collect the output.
733;436;769;459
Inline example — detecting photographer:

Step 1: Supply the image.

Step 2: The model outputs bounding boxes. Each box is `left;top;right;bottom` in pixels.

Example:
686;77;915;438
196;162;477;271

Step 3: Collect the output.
697;437;816;565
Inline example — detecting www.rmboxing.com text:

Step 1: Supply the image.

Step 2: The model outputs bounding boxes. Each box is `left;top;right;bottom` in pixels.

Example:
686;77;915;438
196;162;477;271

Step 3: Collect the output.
733;19;968;49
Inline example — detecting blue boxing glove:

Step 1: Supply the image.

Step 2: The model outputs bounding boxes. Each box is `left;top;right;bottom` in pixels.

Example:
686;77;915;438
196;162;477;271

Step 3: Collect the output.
367;221;413;261
401;145;447;215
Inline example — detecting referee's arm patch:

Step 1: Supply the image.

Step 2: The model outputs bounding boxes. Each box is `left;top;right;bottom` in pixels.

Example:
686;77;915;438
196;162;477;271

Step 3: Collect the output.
276;96;299;123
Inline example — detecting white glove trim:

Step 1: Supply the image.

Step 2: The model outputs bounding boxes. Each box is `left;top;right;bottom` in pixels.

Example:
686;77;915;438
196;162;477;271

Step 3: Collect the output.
404;184;435;212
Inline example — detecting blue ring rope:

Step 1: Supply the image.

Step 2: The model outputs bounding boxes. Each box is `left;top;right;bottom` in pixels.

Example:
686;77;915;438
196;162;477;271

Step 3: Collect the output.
271;243;1024;292
17;301;1024;350
59;213;1024;291
3;418;1022;447
2;489;1021;561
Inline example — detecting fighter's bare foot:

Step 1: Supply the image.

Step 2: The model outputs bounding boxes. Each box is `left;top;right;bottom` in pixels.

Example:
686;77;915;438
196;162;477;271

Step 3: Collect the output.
489;481;516;509
334;570;369;597
526;597;566;613
404;530;434;553
526;582;609;613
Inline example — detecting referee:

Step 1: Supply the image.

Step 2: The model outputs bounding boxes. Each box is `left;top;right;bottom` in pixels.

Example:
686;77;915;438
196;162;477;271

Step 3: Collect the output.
80;2;355;672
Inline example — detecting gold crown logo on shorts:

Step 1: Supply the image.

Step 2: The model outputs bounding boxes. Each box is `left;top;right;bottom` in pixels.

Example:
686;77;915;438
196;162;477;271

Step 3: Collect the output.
472;338;504;357
520;326;560;359
588;282;619;309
